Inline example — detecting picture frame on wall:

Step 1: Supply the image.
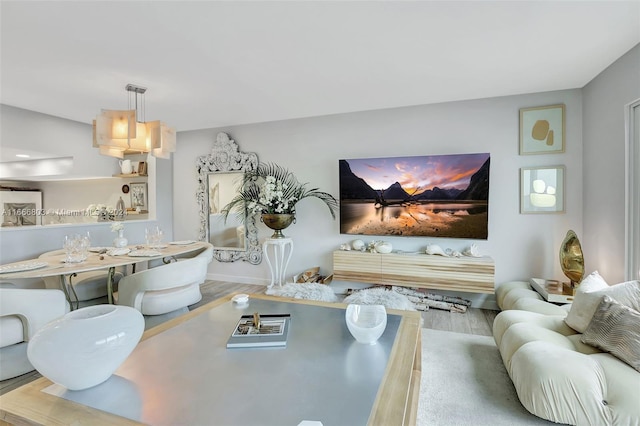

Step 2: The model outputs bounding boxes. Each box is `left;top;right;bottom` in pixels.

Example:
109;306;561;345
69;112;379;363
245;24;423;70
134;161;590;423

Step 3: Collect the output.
0;191;42;226
520;166;565;214
519;104;565;155
130;182;148;211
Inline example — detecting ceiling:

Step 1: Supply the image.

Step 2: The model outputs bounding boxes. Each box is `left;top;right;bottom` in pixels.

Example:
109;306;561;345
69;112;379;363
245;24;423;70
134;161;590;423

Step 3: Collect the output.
1;1;639;134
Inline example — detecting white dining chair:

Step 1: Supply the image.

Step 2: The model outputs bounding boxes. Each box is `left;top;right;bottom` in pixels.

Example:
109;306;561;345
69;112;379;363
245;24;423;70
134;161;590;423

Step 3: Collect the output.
0;288;69;380
116;244;213;328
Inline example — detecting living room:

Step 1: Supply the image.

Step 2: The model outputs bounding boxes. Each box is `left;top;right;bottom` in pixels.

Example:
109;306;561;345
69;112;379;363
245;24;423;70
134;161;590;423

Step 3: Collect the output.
0;2;639;425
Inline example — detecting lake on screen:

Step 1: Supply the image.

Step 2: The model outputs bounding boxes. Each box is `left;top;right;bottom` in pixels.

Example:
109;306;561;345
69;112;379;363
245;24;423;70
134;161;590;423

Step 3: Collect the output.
340;202;488;239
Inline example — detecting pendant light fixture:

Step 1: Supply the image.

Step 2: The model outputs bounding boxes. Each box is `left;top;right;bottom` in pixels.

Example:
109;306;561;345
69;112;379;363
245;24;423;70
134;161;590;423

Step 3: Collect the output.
92;84;176;159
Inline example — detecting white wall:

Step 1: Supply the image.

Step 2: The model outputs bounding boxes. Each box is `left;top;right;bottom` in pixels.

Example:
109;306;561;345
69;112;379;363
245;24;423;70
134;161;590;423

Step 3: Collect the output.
0;106;174;264
174;90;584;307
582;43;640;284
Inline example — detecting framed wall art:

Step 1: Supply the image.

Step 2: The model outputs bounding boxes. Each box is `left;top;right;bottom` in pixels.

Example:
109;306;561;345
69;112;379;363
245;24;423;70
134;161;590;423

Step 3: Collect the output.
520;166;565;214
520;104;565;155
339;153;490;239
130;182;148;211
0;190;42;226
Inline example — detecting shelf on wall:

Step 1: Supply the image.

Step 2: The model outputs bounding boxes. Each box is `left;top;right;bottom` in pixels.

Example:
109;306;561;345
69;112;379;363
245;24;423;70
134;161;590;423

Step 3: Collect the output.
112;173;148;178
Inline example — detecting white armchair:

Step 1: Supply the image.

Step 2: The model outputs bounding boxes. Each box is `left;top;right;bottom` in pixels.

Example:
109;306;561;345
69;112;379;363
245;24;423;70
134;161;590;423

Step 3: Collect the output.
0;288;69;380
117;244;213;323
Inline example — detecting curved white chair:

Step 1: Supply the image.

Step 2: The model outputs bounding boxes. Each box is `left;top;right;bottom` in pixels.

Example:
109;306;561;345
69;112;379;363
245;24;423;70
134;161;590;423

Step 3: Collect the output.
117;244;213;326
0;288;69;380
38;250;124;309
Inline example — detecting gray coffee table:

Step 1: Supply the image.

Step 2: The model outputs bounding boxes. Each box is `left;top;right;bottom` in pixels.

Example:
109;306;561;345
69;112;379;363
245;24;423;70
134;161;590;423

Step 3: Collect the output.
0;294;421;425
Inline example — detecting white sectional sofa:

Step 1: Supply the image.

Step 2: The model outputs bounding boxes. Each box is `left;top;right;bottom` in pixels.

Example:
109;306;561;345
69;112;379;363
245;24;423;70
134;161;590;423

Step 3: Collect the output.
493;274;640;426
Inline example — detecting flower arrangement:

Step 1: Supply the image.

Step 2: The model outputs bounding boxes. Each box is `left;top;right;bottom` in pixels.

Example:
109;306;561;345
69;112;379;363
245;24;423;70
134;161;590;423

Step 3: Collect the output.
110;221;124;232
221;162;338;222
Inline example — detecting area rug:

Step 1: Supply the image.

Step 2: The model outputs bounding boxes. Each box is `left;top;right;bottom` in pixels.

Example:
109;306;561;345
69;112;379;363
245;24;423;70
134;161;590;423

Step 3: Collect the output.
418;329;553;426
265;283;339;302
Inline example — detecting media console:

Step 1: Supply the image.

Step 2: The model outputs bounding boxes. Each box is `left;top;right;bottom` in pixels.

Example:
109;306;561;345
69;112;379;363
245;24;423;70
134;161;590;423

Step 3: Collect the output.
333;250;495;294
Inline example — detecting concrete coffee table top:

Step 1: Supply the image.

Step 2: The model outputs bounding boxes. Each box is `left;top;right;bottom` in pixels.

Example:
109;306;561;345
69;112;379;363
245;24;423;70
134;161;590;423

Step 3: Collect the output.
0;294;421;425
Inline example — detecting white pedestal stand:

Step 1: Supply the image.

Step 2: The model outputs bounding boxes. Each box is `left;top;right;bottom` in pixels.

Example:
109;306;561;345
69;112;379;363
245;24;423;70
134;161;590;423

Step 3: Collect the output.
262;238;294;287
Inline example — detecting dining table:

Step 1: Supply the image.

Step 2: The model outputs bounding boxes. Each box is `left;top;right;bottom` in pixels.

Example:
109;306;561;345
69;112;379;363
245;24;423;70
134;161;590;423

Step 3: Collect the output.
0;241;212;308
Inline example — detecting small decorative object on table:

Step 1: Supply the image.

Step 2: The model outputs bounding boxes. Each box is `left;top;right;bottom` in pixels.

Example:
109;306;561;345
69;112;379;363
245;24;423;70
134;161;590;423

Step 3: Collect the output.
111;221;128;248
345;304;387;345
226;313;291;348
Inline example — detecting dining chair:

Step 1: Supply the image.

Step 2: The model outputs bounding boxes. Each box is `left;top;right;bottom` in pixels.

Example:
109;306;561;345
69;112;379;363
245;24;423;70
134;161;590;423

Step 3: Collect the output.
0;288;69;381
38;250;124;309
116;244;213;328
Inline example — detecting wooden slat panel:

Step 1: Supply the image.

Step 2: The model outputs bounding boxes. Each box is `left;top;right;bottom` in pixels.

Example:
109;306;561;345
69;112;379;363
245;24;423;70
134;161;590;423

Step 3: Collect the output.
333;250;382;282
333;250;495;294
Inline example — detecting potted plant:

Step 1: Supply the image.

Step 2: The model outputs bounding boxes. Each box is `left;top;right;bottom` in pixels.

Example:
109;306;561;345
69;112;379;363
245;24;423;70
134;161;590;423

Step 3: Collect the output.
221;163;338;238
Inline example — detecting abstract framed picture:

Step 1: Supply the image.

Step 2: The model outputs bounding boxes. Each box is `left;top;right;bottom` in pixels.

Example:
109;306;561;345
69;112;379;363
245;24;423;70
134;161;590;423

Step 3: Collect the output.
520;166;565;214
339;153;490;239
130;182;148;211
0;190;42;226
520;104;565;155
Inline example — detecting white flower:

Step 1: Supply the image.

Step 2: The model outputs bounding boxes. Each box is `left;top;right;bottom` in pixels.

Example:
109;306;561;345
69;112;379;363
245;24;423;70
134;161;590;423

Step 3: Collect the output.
111;222;124;232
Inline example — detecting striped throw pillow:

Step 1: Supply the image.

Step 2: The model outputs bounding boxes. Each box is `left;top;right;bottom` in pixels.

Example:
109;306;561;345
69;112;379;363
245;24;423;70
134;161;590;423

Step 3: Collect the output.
581;295;640;372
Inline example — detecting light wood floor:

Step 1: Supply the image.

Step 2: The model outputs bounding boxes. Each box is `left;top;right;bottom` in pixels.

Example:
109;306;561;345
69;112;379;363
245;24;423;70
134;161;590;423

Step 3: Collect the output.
1;280;497;396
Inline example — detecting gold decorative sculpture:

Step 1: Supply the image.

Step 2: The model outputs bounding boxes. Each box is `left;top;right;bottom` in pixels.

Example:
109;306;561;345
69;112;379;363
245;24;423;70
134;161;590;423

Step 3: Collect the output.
559;230;585;286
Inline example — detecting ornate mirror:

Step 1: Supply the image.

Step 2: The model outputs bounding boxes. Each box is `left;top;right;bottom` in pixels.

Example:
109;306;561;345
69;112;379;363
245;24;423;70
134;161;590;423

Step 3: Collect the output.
196;132;261;264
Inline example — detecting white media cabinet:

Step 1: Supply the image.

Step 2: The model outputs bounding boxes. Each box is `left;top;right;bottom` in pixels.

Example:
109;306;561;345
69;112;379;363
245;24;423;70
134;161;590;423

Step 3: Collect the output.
333;250;495;294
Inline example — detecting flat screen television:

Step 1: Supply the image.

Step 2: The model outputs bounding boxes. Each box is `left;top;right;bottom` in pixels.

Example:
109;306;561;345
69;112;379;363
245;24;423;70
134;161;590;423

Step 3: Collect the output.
339;153;490;239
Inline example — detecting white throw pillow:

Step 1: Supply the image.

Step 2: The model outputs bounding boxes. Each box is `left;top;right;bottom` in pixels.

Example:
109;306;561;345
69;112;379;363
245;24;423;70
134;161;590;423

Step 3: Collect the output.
565;271;640;333
564;271;608;332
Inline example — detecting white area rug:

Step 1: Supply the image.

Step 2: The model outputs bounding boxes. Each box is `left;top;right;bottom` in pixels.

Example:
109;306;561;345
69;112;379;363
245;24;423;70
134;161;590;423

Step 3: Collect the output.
267;284;416;310
418;329;553;426
266;283;339;303
343;286;416;310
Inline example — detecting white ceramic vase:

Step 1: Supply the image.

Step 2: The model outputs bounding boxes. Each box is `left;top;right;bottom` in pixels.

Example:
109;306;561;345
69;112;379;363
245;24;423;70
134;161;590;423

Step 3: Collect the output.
345;304;387;345
113;229;128;248
27;304;144;390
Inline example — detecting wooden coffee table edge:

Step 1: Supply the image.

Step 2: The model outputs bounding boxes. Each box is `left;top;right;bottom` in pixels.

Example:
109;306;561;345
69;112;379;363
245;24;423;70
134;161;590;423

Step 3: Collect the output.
368;311;422;426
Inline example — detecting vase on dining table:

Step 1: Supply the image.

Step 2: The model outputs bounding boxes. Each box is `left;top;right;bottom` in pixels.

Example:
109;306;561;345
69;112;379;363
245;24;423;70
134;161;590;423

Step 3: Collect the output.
113;229;128;248
261;214;295;239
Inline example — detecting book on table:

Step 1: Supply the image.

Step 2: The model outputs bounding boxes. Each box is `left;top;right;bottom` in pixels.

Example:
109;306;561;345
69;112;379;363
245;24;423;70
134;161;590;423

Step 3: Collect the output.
226;313;291;348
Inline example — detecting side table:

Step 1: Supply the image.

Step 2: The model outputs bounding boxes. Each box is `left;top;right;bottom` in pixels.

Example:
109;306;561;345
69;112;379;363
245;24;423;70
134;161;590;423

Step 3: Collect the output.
263;238;294;287
529;278;575;304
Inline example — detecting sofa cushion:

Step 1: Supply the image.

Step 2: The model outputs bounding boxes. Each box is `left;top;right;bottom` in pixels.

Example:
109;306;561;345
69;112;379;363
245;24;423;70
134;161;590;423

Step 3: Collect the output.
564;271;640;332
581;295;640;373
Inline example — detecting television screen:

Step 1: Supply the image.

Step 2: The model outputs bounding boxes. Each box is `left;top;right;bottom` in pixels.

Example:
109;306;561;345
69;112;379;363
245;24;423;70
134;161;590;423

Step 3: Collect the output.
339;153;490;239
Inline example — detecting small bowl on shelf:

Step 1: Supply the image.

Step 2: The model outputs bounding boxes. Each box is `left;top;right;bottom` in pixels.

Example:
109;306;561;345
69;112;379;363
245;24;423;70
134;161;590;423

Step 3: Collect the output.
345;304;387;345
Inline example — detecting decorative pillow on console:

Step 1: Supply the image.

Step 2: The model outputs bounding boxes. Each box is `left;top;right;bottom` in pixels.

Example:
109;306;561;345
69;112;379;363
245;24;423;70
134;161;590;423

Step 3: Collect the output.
564;271;640;333
581;295;640;372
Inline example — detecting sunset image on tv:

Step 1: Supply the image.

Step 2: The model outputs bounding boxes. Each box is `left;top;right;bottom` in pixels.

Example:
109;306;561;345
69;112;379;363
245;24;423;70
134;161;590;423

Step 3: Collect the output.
339;153;490;239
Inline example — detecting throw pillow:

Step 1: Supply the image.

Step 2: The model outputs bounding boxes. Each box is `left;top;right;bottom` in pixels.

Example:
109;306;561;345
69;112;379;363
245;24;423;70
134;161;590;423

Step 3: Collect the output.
343;287;416;311
564;271;608;331
581;295;640;373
